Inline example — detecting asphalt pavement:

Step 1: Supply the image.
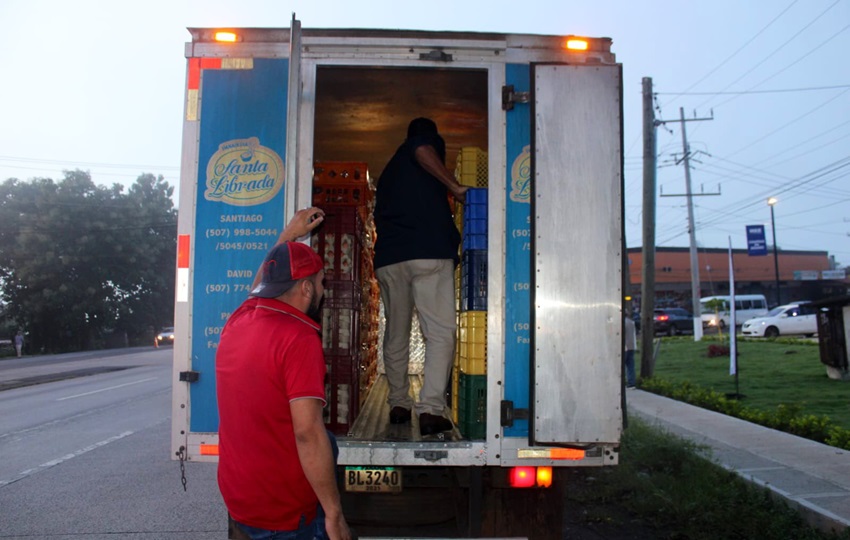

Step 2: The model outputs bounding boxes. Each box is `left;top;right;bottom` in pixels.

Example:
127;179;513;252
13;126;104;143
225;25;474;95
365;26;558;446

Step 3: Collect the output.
3;350;848;537
627;388;850;535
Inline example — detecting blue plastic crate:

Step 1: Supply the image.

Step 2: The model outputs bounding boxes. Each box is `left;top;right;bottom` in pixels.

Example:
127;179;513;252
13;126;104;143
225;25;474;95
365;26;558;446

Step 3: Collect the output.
460;250;487;311
464;203;488;221
466;188;488;206
463;234;486;251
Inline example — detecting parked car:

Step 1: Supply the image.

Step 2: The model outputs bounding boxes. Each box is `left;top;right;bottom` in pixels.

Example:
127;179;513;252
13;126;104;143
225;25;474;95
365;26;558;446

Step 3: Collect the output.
653;308;694;336
741;303;818;338
156;326;175;346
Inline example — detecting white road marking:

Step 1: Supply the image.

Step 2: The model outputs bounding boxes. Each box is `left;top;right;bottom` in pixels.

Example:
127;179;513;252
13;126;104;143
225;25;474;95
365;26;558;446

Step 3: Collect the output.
0;431;134;487
56;377;157;401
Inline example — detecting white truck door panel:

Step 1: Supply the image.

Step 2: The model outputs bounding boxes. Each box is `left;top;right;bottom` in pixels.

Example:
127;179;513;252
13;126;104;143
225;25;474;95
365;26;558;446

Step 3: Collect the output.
531;63;623;446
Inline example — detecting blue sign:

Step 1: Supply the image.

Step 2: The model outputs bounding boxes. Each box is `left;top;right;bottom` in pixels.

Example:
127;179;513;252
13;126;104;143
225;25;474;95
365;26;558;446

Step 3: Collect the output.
190;59;290;432
746;225;767;256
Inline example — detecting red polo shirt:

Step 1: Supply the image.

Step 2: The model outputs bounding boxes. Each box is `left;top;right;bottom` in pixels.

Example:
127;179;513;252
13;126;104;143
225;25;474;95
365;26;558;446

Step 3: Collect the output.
216;297;326;530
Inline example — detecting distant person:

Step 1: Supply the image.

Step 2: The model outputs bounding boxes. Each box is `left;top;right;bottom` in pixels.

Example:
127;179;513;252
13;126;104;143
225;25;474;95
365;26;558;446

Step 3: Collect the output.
14;331;24;358
624;314;636;388
216;208;351;540
373;117;468;436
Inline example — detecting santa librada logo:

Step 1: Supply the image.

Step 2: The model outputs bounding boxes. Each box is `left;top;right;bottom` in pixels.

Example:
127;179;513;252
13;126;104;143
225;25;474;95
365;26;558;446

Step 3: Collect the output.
509;145;531;203
204;137;284;206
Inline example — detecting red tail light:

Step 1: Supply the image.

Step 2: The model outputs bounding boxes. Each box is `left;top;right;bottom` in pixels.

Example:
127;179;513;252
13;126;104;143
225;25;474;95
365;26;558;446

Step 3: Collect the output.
508;467;537;488
655;315;669;322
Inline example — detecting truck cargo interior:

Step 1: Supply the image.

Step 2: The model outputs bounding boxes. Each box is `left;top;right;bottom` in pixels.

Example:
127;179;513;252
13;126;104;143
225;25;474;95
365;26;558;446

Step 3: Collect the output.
312;66;489;441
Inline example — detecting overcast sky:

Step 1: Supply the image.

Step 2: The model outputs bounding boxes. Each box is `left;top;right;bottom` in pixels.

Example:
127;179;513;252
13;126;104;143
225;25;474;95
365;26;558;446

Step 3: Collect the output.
2;0;848;265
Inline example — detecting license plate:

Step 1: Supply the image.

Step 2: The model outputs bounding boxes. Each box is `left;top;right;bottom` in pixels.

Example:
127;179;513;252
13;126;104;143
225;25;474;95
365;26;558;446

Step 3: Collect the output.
344;466;402;493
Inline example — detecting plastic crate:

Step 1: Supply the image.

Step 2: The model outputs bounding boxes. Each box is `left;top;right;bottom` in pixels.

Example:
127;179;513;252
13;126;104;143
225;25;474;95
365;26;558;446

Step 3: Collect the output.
325;354;361;435
312;182;374;207
311;207;363;281
458;372;486;439
466;187;488;206
313;161;369;185
460;250;487;312
455;147;488;187
323;280;363;310
459;310;487;374
462;190;487;250
451;363;460;425
321;306;360;355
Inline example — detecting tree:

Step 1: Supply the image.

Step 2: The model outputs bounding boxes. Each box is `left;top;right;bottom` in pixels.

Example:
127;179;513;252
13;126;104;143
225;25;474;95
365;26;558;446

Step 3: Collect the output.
0;170;176;352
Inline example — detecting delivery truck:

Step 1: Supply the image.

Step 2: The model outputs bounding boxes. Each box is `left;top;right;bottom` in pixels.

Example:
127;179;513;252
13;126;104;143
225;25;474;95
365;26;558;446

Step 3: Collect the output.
171;18;624;539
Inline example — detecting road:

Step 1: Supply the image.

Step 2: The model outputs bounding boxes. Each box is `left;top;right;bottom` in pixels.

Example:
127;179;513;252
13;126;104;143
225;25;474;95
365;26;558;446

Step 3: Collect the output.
0;348;225;539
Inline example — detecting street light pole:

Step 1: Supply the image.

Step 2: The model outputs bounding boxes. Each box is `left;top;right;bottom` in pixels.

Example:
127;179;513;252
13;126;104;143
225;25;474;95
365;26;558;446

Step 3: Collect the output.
768;197;780;306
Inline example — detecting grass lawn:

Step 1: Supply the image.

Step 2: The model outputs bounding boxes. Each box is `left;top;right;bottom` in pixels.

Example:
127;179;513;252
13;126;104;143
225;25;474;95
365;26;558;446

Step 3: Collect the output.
639;336;850;430
567;416;850;540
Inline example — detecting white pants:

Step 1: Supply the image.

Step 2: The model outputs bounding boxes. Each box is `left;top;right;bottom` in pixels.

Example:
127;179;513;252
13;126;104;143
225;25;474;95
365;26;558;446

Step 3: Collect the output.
376;259;456;416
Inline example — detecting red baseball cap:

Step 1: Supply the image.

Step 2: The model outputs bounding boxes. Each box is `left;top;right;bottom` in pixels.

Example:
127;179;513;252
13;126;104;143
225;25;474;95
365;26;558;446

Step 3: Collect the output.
250;241;324;298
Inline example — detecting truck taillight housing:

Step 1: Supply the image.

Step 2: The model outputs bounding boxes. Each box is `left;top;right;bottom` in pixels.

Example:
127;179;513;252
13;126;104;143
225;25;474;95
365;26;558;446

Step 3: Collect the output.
509;466;553;488
509;467;536;488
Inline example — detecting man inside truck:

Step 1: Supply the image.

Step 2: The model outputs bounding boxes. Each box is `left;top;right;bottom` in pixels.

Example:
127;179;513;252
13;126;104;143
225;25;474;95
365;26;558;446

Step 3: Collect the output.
373;117;468;436
216;208;351;540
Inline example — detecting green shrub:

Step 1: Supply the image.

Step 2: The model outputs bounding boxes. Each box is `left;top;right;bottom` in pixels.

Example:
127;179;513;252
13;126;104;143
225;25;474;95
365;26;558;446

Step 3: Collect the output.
639;378;850;451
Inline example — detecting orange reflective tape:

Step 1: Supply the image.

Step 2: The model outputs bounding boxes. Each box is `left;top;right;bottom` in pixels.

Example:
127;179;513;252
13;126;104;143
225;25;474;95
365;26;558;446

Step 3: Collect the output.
188;58;201;90
550;448;585;460
187;58;224;90
177;235;190;268
200;58;222;70
200;444;219;456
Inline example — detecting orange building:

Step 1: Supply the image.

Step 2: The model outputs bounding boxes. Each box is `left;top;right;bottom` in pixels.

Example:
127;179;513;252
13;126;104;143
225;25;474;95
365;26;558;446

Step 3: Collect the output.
627;247;847;310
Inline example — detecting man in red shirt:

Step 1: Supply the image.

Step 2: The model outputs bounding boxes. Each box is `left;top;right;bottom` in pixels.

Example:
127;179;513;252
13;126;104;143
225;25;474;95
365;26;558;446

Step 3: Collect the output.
216;208;351;540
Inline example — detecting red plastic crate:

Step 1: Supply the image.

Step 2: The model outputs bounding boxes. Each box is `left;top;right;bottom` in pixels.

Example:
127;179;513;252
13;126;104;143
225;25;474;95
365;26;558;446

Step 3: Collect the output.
312;182;374;207
311;207;364;282
313;161;369;185
321;306;361;355
323;280;363;310
324;354;361;435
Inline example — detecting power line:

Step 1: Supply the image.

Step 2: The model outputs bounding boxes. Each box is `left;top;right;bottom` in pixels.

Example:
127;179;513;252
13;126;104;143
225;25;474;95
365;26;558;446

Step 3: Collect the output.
663;0;800;106
0;155;179;171
657;84;850;96
693;0;843;111
710;23;850;110
726;87;850;159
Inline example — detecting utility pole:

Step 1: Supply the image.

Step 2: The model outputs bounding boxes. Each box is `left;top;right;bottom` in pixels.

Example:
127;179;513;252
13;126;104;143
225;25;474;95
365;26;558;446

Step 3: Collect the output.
640;77;657;378
658;107;716;341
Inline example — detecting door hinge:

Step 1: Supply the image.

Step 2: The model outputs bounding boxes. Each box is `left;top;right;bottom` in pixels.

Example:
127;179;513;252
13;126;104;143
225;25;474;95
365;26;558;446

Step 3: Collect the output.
501;400;529;427
179;371;200;383
419;49;453;62
502;85;529;111
414;450;448;462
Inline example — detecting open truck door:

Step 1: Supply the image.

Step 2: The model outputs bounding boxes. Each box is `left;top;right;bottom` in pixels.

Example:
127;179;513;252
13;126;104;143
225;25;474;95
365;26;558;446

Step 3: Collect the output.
171;17;305;460
529;63;624;447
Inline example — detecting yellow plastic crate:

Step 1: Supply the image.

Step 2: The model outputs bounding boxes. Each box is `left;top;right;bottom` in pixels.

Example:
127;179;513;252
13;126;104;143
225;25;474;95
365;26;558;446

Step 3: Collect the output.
459;311;487;375
459;353;486;375
455;147;488;187
451;363;459;424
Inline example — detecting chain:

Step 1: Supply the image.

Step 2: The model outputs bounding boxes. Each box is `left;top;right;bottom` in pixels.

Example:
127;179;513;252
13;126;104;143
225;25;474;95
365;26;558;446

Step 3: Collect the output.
176;445;188;492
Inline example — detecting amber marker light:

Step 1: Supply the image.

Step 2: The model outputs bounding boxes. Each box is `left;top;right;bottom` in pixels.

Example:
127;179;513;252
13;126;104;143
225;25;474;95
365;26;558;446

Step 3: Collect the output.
565;38;589;51
214;31;239;43
536;467;553;488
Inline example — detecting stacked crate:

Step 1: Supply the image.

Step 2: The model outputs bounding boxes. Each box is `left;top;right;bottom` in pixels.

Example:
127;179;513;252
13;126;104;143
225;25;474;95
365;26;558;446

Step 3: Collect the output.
311;161;379;435
453;147;489;439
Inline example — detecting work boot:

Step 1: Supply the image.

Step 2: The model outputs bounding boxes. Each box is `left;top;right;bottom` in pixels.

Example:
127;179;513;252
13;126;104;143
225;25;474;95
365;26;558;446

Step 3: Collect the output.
389;406;411;424
419;412;453;435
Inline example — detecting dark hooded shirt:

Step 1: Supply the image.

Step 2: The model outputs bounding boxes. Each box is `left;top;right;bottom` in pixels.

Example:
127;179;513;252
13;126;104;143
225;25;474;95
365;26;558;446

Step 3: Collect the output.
373;133;461;269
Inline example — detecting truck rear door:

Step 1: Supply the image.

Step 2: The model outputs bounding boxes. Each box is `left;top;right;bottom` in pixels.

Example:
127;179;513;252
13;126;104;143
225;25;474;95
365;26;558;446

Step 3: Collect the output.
529;63;623;446
172;20;303;459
